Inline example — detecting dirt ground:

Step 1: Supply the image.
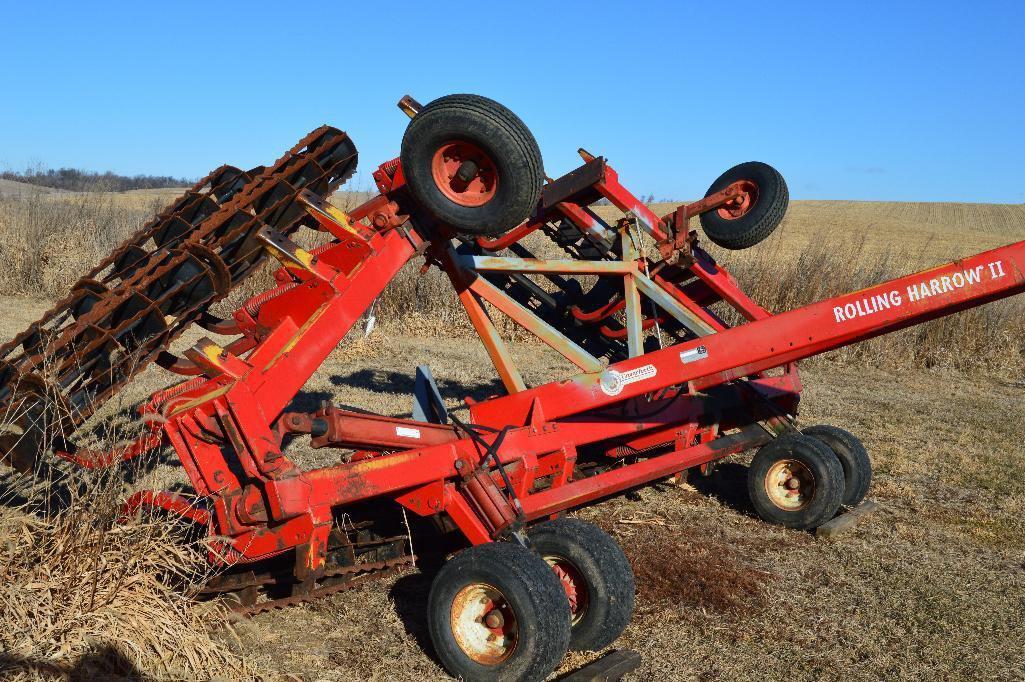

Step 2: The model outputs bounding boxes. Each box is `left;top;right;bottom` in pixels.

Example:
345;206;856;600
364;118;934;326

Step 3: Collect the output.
3;290;1023;681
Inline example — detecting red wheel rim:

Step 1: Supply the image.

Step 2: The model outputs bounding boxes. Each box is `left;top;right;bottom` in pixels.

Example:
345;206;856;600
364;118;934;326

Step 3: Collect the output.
545;556;589;625
716;179;759;220
431;141;498;207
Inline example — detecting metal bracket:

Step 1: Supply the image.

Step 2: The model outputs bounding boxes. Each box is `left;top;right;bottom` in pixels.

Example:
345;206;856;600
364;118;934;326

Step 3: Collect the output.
412;365;449;424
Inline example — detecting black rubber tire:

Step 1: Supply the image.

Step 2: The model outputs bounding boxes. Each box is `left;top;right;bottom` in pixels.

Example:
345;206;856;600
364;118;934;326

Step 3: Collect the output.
698;161;788;250
802;424;872;507
400;94;543;236
427;542;571;681
528;518;635;652
747;434;845;530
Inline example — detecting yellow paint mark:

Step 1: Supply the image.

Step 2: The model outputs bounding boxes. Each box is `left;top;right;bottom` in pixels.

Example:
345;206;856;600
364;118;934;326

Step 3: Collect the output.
350;452;418;474
295;247;316;269
263;304;329;371
200;341;225;365
167;384;232;417
323;204;360;236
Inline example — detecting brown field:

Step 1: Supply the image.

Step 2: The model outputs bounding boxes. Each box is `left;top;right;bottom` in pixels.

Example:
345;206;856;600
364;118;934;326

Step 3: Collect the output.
1;181;1024;680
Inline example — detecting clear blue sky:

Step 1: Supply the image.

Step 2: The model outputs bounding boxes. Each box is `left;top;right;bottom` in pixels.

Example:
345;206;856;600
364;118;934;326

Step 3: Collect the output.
1;1;1022;202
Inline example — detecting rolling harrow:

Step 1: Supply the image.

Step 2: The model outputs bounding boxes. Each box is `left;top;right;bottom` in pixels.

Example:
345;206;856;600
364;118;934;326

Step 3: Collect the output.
2;94;1023;680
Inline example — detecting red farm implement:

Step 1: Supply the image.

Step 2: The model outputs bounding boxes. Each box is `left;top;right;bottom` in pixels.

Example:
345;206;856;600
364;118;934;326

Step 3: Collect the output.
2;94;1023;680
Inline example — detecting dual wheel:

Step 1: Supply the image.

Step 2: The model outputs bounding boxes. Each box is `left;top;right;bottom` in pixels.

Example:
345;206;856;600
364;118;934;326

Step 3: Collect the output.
428;518;634;681
748;425;872;530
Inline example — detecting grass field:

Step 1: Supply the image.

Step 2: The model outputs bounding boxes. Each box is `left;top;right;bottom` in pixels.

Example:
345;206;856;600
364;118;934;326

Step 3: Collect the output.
0;181;1023;680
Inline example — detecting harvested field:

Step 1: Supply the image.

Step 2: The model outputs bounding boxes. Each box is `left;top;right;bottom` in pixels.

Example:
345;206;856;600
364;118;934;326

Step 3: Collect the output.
1;182;1023;680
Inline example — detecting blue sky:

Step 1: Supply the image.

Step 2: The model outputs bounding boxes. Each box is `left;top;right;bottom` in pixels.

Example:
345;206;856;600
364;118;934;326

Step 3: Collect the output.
1;1;1022;202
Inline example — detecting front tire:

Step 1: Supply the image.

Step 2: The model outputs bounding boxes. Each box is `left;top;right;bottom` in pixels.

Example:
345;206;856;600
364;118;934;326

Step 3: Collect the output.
528;518;635;651
400;94;543;236
747;434;845;530
427;542;571;681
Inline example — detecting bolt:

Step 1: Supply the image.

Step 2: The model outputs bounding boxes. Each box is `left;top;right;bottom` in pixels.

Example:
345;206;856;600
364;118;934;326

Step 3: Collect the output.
455;460;465;470
484;609;505;629
455;160;479;183
786;478;801;490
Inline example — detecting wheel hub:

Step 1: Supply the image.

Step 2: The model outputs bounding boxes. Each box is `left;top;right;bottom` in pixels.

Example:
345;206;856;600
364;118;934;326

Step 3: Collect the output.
544;555;589;625
717;179;759;220
431;141;498;207
450;583;518;665
765;458;815;511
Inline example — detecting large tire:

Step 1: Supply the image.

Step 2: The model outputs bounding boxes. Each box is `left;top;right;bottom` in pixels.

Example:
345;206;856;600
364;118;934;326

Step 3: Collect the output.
698;161;788;250
802;424;872;507
400;94;543;236
528;518;635;652
427;542;571;681
747;434;844;530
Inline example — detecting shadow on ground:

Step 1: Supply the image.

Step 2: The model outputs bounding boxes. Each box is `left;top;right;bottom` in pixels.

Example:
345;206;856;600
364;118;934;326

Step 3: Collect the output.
688;461;757;517
0;644;149;681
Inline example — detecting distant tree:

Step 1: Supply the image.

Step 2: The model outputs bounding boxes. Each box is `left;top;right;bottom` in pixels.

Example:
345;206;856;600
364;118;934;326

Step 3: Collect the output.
1;166;194;192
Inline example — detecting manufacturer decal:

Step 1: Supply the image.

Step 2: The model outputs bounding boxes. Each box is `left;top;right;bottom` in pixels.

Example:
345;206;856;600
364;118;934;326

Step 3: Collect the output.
599;364;657;396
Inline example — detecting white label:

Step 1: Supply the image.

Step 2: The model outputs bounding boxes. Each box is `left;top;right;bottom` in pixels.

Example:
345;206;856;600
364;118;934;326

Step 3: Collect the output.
680;346;708;364
599;364;657;396
395;426;422;439
832;260;1005;324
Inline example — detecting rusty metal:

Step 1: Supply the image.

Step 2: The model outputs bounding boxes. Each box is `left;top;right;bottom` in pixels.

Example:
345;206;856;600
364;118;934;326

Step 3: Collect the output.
0;127;357;470
227;555;415;617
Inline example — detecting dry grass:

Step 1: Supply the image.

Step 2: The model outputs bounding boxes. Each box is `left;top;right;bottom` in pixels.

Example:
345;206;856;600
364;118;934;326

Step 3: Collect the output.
0;471;250;680
0;190;163;299
0;365;250;681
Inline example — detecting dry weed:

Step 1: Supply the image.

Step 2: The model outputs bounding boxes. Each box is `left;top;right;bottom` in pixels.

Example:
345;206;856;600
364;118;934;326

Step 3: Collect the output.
0;497;250;680
0;361;251;680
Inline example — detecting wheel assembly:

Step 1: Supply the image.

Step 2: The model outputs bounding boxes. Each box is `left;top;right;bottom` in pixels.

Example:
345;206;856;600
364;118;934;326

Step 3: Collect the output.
802;424;872;507
528;518;635;652
427;542;571;681
698;161;788;250
747;434;845;529
400;94;544;236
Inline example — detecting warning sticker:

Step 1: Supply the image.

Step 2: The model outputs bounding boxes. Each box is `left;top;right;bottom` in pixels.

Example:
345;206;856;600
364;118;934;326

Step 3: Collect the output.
395;426;422;439
599;364;657;396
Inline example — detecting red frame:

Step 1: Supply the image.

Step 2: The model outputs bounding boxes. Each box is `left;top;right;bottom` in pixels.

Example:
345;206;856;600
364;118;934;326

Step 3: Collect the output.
82;154;1025;580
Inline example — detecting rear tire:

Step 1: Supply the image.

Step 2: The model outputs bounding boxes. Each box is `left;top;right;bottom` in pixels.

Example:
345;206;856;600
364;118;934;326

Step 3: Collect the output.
698;161;788;250
528;518;635;651
427;542;570;681
747;434;844;530
400;94;543;236
802;425;872;507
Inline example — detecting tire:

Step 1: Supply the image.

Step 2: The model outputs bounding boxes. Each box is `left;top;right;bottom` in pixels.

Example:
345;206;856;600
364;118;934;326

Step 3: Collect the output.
427;542;571;681
802;424;872;507
400;94;543;236
528;518;635;652
698;161;788;250
747;434;844;530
